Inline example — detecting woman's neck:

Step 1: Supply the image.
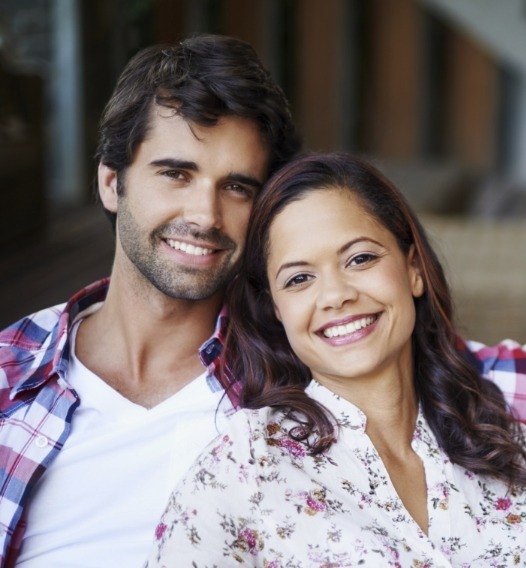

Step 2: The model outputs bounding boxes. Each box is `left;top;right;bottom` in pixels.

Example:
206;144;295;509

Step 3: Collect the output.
313;358;418;457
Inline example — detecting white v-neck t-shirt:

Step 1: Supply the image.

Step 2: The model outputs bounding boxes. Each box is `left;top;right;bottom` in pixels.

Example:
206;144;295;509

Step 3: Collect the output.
16;322;230;567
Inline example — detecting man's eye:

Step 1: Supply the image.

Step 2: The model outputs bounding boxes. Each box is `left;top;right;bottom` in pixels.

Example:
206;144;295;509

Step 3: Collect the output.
161;170;187;181
284;273;313;288
225;184;253;198
348;253;377;267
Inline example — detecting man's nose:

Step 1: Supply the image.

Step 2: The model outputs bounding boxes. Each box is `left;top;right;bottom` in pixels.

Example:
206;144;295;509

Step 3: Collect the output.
183;184;222;230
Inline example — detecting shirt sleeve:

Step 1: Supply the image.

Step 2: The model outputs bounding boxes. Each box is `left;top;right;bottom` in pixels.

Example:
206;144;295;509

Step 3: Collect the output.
462;338;526;422
145;412;265;567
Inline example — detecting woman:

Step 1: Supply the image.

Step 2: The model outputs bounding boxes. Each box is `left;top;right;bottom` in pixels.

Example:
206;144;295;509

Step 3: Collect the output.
147;153;525;567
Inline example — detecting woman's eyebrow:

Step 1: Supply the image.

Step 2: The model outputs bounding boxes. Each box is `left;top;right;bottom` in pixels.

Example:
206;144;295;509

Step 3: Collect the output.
337;236;383;255
274;261;310;281
274;237;384;281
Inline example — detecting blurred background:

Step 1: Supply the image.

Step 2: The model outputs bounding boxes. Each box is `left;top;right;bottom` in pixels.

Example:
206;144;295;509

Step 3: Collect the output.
0;0;525;343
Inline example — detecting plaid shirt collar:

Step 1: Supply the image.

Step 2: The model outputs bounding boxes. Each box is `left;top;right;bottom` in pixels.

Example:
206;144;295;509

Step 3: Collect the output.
8;279;110;401
8;278;238;406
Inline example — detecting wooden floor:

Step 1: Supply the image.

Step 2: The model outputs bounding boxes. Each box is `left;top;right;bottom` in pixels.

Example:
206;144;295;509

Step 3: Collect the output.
0;206;525;345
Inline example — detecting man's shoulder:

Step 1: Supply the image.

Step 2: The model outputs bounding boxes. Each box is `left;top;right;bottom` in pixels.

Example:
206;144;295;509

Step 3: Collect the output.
0;303;67;351
0;303;68;404
0;278;110;405
464;338;526;375
463;338;526;422
0;278;110;355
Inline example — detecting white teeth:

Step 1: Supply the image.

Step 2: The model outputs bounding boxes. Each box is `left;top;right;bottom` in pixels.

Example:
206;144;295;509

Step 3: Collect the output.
322;315;376;338
166;239;214;256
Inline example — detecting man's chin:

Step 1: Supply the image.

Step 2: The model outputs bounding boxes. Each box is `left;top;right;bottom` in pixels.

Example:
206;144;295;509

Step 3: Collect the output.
151;275;231;302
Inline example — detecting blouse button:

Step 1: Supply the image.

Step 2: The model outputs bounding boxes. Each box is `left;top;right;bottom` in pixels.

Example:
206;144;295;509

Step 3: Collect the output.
35;435;48;448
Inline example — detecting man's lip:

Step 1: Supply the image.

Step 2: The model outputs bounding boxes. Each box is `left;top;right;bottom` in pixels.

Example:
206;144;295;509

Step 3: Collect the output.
316;312;381;334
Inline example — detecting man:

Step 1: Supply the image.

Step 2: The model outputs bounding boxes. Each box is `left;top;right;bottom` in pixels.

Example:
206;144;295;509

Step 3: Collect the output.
0;35;298;566
0;34;524;567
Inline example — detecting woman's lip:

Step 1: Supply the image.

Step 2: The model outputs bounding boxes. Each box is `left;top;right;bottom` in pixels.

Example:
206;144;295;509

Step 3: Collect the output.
316;312;381;334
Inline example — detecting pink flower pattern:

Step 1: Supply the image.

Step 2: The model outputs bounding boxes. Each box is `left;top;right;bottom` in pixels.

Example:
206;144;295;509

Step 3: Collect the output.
496;497;512;511
279;438;307;459
154;523;166;540
238;528;261;555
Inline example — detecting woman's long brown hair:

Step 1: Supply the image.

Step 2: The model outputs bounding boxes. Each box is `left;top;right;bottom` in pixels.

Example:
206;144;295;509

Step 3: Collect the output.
224;152;526;487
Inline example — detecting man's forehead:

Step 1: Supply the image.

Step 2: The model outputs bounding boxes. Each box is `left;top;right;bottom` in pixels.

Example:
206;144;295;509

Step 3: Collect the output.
137;104;271;178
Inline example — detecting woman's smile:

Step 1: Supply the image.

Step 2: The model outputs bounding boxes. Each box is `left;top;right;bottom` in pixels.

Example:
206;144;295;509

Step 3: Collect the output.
316;311;381;344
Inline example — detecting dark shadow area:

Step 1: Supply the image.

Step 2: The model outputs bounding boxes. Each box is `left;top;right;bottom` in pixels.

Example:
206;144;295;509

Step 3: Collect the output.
0;205;114;327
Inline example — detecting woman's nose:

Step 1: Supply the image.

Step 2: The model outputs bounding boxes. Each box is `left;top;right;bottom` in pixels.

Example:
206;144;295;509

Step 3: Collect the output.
315;274;359;311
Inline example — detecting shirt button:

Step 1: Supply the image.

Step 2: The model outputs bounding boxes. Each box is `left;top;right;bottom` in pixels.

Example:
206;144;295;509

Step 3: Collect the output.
35;435;48;448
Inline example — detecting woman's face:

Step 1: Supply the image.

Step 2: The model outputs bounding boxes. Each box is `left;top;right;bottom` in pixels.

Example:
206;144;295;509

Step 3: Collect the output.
266;187;424;390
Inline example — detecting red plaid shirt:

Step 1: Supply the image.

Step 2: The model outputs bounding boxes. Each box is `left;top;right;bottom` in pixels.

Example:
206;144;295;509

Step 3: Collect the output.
0;279;525;566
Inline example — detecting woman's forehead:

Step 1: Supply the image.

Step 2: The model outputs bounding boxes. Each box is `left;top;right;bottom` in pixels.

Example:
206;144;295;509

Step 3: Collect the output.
266;189;394;262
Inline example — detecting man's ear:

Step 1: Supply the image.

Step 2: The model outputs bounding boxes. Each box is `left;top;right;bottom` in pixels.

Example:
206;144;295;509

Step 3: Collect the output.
98;163;119;213
407;245;424;298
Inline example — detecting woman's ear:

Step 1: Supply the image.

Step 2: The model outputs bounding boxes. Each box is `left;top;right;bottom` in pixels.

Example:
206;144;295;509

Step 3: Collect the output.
98;163;119;213
264;288;282;322
407;245;424;298
271;296;282;322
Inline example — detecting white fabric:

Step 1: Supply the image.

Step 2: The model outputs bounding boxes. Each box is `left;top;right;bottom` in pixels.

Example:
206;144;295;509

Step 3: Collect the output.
17;322;229;568
148;381;526;567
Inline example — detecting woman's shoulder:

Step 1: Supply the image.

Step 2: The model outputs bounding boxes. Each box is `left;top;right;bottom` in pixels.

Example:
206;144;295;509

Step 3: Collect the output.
223;405;280;444
148;407;285;566
161;405;301;513
189;404;314;481
190;406;284;467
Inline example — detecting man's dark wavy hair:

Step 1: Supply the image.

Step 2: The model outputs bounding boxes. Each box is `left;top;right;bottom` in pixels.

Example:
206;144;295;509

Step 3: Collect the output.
225;151;526;489
95;34;300;229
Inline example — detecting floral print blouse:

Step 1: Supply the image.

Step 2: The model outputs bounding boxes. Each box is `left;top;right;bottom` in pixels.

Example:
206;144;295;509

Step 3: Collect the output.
146;381;526;567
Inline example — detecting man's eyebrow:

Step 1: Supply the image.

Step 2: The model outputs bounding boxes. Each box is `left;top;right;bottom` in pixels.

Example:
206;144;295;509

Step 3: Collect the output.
150;158;198;171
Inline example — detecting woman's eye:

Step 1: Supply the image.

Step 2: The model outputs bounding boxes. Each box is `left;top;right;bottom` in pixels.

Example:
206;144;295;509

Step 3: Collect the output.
284;273;313;288
348;253;377;267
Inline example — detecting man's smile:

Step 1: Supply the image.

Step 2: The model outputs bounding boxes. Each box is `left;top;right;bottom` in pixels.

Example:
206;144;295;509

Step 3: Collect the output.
165;238;216;256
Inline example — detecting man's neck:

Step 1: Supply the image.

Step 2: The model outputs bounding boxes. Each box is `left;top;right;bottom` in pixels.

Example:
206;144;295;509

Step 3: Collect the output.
74;269;224;409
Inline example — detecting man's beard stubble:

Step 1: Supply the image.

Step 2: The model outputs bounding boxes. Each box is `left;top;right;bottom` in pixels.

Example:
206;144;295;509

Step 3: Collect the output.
116;194;239;301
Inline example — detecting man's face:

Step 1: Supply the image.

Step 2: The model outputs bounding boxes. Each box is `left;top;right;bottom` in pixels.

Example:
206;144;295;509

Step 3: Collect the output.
101;106;270;301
